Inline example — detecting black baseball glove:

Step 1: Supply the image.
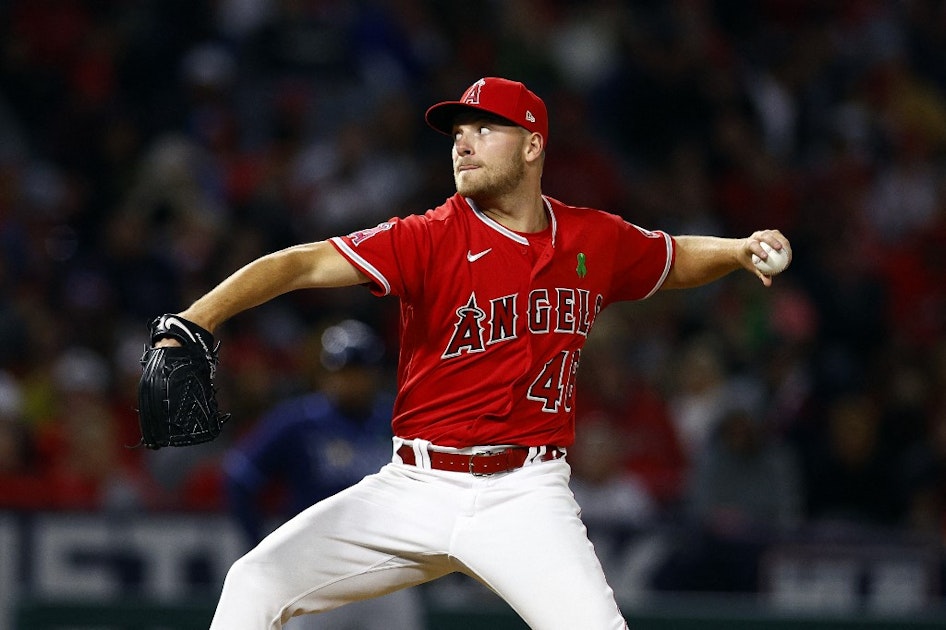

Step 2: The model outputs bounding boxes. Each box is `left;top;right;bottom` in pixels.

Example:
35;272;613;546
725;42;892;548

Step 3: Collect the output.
136;314;229;449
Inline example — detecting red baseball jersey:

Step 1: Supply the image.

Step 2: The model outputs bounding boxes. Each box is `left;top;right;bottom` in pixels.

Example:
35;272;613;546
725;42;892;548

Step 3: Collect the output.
330;194;674;448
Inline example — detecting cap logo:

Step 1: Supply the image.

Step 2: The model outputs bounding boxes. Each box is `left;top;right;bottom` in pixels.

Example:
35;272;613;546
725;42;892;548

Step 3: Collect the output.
525;110;536;123
462;78;486;105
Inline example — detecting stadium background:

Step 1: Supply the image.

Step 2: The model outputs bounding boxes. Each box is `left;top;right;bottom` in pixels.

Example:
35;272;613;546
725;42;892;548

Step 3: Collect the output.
1;0;946;627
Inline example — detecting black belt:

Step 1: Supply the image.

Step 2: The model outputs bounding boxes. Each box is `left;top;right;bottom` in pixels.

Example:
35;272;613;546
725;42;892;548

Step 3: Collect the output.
396;444;566;476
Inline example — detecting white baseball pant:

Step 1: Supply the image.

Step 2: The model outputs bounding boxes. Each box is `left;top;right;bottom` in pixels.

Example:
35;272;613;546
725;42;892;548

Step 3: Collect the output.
210;442;628;629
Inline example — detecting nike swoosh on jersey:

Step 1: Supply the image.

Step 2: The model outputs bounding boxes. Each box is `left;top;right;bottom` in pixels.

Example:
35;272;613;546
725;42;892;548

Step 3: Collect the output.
466;248;492;262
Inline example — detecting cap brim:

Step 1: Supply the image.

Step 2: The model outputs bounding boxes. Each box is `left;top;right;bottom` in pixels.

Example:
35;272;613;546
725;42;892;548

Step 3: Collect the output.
425;101;519;136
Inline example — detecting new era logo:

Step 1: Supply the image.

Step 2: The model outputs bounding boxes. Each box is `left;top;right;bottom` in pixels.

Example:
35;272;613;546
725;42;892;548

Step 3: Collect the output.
525;110;536;123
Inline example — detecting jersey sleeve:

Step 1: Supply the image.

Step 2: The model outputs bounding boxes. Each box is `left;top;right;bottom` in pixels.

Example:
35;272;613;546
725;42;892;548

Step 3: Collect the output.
329;214;430;298
608;220;675;303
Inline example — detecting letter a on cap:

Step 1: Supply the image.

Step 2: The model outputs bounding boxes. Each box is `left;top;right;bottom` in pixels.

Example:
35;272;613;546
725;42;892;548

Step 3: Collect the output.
463;79;486;105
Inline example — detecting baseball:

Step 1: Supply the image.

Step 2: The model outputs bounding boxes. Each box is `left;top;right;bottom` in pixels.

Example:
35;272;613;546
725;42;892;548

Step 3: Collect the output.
751;241;791;276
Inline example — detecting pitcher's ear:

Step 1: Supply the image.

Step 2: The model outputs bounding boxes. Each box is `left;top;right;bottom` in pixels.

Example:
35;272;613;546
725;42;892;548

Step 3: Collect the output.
525;131;544;161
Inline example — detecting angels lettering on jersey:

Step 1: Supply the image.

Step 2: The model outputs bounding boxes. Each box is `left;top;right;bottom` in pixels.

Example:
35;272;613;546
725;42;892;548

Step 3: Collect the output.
442;288;603;359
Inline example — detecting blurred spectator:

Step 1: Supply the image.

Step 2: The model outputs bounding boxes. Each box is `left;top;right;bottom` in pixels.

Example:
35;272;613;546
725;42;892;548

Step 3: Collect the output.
292;89;425;239
710;107;802;238
35;347;153;511
668;337;731;461
119;133;229;277
689;408;803;537
579;306;687;507
879;212;946;346
569;410;659;603
802;392;904;527
898;341;946;544
0;369;47;508
901;405;946;545
570;410;657;530
655;406;803;594
542;88;630;213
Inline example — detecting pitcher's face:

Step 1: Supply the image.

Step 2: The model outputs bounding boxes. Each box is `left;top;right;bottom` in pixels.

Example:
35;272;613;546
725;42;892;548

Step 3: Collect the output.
452;117;528;199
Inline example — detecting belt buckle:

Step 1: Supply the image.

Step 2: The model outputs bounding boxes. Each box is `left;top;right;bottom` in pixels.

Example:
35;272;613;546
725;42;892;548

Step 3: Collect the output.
469;448;500;476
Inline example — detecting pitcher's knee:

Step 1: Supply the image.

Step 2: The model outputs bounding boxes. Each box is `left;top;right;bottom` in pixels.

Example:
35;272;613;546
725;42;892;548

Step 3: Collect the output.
223;554;281;599
212;556;295;629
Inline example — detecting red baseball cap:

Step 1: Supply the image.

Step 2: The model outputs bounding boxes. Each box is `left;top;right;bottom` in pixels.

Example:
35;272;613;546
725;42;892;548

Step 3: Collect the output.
425;77;548;147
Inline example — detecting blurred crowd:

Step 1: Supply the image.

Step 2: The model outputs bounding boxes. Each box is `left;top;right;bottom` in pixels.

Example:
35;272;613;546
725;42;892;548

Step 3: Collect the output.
1;0;946;596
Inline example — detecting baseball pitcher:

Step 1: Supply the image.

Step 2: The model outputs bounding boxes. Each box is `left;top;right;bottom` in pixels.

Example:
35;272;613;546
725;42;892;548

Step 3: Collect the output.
139;77;791;629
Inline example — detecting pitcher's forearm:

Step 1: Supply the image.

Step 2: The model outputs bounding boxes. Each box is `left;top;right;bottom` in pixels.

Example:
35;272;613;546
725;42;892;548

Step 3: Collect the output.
663;231;791;289
663;236;743;289
180;241;367;332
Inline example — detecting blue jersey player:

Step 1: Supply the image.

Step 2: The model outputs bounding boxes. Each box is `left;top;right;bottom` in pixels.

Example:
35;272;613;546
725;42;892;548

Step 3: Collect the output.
222;319;395;545
220;320;425;629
